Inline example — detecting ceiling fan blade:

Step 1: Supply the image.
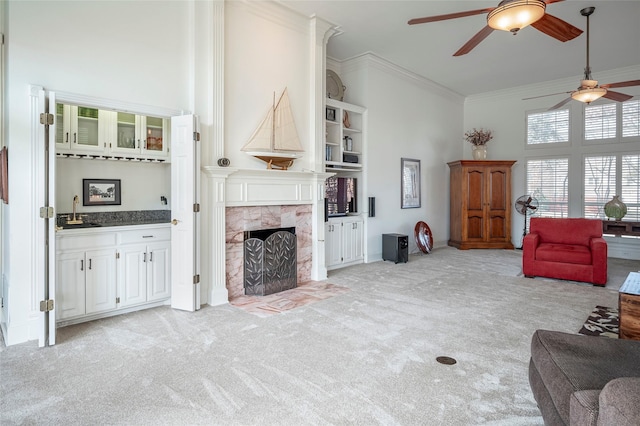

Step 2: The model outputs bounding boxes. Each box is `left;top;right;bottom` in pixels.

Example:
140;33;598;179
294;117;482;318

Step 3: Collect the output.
601;80;640;89
523;91;571;101
453;25;494;57
408;8;494;25
602;90;634;102
530;13;583;42
548;97;573;110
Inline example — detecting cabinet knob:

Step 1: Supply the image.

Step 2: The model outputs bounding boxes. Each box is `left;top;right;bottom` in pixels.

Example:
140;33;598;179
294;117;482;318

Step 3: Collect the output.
171;219;180;225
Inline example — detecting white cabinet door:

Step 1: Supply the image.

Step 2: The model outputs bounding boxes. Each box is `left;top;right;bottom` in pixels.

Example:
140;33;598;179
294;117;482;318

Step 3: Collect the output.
85;248;117;314
118;244;148;307
325;223;343;267
352;220;364;262
342;221;356;264
141;116;170;159
55;103;72;153
56;251;86;320
147;241;171;301
73;106;103;153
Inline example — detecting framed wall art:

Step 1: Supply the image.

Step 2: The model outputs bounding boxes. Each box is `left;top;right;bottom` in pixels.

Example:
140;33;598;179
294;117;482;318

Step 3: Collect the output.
83;179;121;206
401;158;421;209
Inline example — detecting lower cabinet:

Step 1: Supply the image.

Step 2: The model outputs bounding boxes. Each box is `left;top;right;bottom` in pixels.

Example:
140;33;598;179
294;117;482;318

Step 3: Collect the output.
56;224;170;323
326;216;364;270
119;241;171;308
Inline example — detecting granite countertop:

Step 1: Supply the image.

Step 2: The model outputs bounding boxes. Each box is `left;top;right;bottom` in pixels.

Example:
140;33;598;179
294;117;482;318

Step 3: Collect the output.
56;210;171;230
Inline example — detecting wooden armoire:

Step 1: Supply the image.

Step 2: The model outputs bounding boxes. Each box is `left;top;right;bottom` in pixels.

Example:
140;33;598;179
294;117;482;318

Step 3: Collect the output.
447;160;516;249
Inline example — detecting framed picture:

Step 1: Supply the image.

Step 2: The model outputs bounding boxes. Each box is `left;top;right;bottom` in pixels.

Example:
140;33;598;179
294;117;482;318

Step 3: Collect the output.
326;107;336;121
401;158;421;209
83;179;121;206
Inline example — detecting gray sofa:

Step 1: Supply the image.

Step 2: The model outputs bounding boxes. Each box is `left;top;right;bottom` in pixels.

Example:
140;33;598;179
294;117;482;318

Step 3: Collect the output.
529;329;640;425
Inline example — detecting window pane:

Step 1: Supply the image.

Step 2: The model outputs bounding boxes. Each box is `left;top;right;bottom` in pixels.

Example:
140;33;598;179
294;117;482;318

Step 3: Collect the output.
622;100;640;138
585;103;616;140
527;110;569;145
621;154;640;221
526;158;569;218
584;156;616;219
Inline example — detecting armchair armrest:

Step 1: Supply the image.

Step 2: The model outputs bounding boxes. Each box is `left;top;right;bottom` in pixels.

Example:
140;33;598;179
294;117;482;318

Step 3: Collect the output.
590;236;608;285
522;233;540;276
598;377;640;426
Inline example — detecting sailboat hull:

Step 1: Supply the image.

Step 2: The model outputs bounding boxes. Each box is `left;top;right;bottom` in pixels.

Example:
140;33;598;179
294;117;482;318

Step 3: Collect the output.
248;153;299;170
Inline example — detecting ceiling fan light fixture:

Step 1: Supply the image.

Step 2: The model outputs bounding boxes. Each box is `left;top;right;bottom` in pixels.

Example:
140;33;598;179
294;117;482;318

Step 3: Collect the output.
571;87;607;104
487;0;546;33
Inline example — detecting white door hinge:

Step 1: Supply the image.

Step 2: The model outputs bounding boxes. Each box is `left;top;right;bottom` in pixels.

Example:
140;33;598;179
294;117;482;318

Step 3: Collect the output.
40;113;54;126
193;203;200;213
39;299;54;312
193;132;200;142
193;274;200;284
40;207;54;219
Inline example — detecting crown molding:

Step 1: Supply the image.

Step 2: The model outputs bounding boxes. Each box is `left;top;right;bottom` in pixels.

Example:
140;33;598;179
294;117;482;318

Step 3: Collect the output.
334;52;465;104
241;0;309;35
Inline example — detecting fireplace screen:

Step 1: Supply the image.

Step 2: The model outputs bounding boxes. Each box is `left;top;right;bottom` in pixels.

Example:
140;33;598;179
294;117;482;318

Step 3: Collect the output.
243;227;297;296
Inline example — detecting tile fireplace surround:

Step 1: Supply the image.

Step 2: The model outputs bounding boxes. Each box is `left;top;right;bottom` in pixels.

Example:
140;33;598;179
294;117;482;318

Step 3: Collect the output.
225;205;312;300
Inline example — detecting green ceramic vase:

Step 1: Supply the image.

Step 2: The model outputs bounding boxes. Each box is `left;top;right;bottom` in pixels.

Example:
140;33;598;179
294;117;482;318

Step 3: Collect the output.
604;195;627;221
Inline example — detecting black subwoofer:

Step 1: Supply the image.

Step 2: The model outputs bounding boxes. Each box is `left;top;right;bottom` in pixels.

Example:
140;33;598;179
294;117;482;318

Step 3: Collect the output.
382;233;408;264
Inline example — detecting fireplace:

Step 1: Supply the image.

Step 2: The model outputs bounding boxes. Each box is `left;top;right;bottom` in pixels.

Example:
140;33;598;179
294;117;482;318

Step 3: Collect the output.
244;227;297;296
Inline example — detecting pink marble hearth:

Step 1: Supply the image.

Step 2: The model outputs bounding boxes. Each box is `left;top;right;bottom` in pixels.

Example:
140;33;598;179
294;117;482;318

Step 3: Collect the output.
225;205;312;300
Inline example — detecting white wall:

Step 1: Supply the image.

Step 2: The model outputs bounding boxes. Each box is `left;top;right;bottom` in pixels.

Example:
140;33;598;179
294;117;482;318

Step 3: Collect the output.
3;0;191;345
465;65;640;252
337;54;464;258
55;158;171;215
224;1;313;170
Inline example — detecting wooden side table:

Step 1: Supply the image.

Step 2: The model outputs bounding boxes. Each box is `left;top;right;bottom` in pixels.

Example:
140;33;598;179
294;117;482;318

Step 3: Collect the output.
619;272;640;340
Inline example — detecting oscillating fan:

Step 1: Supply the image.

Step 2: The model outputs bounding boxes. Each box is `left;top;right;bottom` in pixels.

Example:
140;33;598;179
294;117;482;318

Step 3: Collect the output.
514;195;539;249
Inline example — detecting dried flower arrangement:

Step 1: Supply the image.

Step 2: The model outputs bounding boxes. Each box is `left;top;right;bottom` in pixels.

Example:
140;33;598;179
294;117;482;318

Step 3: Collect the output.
464;128;493;146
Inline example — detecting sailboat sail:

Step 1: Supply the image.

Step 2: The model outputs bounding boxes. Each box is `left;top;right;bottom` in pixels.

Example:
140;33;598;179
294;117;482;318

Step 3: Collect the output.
242;89;304;170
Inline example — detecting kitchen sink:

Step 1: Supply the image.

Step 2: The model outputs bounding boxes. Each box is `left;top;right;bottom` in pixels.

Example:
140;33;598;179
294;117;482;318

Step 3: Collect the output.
61;222;102;229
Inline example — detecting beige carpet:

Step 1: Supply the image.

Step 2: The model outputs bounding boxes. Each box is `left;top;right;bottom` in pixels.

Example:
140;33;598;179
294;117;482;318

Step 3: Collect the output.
1;247;637;425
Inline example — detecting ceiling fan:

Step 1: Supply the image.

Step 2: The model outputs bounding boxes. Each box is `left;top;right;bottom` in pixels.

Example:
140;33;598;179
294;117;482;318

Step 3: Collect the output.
408;0;583;56
524;7;640;110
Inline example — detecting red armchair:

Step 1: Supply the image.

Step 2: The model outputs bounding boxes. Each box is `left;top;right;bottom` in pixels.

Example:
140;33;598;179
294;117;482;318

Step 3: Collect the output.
523;218;607;286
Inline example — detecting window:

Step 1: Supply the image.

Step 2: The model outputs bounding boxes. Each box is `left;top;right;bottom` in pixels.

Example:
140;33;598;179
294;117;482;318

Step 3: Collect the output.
621;154;640;221
585;103;616;140
526;109;569;145
526;158;568;218
622;100;640;138
584;156;616;218
583;154;640;221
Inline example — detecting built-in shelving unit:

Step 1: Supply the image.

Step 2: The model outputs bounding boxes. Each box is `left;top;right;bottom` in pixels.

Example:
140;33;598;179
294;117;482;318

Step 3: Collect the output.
324;98;366;173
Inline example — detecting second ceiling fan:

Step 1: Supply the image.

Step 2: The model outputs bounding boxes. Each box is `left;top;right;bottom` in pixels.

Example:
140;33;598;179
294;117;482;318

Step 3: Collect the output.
408;0;582;56
526;7;640;110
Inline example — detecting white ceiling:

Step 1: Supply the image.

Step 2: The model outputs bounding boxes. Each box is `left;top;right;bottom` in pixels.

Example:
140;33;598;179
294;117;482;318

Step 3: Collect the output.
279;0;640;97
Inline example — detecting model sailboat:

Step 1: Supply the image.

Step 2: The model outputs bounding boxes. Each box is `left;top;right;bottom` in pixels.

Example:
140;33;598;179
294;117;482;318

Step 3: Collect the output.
242;88;304;170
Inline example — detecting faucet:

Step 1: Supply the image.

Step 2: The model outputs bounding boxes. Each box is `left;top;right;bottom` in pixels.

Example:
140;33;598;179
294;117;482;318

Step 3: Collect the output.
67;195;83;224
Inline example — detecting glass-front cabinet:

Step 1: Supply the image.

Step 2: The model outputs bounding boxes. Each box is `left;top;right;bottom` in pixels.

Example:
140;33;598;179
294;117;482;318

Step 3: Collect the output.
55;102;170;161
55;104;102;154
112;113;169;158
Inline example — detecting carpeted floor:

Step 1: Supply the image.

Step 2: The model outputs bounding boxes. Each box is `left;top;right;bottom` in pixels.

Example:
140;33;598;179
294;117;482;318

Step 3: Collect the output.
1;247;637;425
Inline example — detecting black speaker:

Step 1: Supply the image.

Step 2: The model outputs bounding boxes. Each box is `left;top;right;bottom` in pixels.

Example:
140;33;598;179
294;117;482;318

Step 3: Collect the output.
382;233;408;264
368;197;375;217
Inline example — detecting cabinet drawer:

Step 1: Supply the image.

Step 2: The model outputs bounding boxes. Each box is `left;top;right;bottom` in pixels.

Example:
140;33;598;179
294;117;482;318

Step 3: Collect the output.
56;233;117;251
118;227;170;244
